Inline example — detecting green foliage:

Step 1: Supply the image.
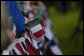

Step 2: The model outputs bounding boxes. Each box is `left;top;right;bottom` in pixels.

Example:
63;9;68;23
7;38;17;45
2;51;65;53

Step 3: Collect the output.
48;6;83;55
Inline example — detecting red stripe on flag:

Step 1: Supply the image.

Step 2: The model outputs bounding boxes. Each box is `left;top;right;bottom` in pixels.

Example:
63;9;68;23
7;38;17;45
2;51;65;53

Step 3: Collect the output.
25;39;40;55
33;29;45;38
9;51;12;55
25;40;35;55
15;43;26;55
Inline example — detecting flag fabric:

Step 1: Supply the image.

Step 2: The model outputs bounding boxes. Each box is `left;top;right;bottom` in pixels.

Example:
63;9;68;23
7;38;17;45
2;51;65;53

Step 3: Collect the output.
28;19;45;38
4;35;40;55
31;24;45;38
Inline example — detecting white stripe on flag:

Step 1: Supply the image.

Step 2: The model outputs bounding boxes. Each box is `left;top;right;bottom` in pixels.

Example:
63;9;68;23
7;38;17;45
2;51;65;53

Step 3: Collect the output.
19;43;26;54
31;24;42;33
25;33;31;43
32;39;39;49
13;47;21;55
50;45;63;55
2;50;9;55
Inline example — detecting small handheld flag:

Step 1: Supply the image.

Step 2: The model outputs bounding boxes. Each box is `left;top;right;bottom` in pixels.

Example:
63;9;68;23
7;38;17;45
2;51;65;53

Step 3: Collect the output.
27;18;45;38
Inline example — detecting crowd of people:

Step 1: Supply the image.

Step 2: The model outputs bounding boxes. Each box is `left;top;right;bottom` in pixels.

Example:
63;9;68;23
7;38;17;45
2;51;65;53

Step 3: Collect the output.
1;1;63;55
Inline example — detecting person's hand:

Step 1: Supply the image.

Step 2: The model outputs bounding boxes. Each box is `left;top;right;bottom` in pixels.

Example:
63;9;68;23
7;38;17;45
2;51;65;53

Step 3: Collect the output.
6;30;15;43
25;17;28;24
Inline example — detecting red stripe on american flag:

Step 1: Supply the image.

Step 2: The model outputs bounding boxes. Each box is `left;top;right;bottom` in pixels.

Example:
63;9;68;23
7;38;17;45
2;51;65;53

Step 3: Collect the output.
25;40;35;55
25;39;40;55
15;43;26;55
9;51;12;55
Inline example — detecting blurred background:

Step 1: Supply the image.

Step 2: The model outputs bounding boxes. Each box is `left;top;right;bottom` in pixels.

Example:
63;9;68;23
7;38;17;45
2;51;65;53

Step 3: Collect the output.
45;1;83;55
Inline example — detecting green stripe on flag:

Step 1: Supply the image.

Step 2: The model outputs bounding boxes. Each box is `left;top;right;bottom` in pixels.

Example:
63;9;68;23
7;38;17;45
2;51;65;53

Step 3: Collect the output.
28;16;43;28
28;18;40;28
35;15;43;23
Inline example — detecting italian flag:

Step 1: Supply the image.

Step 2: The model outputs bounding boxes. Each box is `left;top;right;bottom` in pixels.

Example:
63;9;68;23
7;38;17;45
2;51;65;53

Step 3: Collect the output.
28;19;45;38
